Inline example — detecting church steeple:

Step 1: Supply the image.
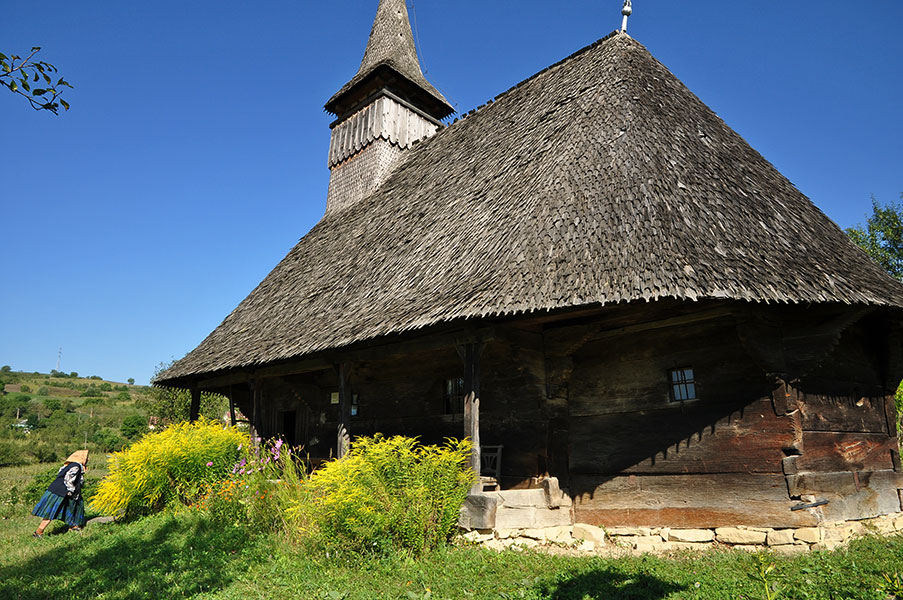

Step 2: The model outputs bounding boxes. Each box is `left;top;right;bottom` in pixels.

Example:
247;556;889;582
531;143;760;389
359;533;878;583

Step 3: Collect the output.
323;0;453;215
324;0;453;121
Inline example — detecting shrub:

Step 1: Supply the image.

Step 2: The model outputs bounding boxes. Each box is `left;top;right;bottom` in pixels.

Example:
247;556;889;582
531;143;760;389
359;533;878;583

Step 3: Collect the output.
99;383;112;392
287;435;474;554
116;390;132;403
20;384;31;393
91;419;248;518
120;415;148;441
29;443;59;463
43;397;60;410
37;386;51;397
93;428;125;452
0;440;26;467
81;385;103;398
24;465;62;504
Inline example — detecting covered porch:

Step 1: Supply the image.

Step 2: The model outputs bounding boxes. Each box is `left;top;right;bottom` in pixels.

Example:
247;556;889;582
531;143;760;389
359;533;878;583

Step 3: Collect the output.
185;324;561;493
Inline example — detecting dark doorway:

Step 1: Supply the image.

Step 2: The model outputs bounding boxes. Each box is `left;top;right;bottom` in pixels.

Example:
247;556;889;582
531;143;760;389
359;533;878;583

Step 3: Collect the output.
279;410;297;447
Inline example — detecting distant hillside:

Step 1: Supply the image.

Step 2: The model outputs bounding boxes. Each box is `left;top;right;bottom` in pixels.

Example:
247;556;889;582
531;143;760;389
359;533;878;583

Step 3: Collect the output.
0;369;154;467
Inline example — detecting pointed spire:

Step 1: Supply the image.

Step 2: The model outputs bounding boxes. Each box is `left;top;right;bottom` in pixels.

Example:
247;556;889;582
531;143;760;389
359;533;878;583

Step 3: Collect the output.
325;0;453;120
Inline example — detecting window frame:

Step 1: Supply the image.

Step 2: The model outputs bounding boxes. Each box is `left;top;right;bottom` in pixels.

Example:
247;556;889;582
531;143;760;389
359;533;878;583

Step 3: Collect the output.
668;367;698;403
444;376;465;415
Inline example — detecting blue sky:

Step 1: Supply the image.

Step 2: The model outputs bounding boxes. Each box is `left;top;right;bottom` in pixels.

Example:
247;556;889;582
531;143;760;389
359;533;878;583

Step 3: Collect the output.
1;1;901;384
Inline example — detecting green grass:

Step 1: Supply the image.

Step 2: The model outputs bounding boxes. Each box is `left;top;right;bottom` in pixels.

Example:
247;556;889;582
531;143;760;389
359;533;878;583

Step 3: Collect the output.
2;466;902;599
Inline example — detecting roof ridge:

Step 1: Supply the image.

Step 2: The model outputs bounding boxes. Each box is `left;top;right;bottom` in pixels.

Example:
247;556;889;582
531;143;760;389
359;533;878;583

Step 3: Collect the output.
356;30;627;182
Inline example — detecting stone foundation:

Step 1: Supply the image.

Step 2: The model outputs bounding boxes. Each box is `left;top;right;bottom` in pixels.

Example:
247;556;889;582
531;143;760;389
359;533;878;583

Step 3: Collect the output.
460;512;903;556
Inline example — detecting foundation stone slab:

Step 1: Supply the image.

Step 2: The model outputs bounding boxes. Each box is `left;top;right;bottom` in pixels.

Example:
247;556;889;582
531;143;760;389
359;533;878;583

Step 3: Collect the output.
767;529;796;546
715;527;767;545
667;529;715;543
794;528;822;544
573;523;606;547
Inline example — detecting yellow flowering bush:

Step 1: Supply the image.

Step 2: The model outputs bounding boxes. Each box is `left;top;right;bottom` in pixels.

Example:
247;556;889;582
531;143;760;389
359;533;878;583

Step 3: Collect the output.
91;419;249;517
287;435;475;554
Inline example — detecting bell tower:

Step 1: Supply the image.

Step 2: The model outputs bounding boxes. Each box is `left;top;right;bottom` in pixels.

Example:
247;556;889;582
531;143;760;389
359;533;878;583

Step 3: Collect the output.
323;0;454;214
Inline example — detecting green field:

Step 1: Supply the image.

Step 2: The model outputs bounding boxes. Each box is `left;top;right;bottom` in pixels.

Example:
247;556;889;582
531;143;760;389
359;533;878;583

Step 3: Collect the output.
2;463;902;600
0;369;156;467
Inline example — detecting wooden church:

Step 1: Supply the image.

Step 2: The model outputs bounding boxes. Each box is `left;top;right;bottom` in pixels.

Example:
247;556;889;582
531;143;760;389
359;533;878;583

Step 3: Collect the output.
157;0;903;528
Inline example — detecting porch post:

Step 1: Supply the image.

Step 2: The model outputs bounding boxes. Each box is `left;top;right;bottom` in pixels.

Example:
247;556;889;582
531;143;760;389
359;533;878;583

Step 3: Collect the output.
336;362;351;459
189;387;201;422
463;343;482;492
249;379;261;441
228;385;237;427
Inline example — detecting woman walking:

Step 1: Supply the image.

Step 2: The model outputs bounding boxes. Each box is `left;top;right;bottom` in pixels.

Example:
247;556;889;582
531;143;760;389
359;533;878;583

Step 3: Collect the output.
32;450;89;537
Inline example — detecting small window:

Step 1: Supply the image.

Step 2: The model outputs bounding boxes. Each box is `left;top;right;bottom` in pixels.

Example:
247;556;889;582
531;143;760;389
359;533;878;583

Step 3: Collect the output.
351;394;359;417
445;377;465;414
669;367;697;402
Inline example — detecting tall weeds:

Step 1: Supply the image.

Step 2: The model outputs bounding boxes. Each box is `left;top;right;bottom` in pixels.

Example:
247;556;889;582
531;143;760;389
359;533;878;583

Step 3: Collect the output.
287;435;475;554
91;419;248;517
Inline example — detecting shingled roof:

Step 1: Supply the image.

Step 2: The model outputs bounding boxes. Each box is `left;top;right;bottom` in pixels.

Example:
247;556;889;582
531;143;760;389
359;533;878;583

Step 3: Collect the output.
157;32;903;385
324;0;453;119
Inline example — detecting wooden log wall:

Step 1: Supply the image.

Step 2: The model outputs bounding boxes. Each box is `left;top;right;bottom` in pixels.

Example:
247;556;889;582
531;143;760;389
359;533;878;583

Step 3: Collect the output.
215;300;903;527
784;316;903;521
567;305;903;528
564;316;806;527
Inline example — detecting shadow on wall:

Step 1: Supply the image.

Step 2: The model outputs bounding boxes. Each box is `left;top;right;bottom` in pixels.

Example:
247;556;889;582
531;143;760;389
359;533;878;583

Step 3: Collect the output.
0;516;247;600
534;568;684;599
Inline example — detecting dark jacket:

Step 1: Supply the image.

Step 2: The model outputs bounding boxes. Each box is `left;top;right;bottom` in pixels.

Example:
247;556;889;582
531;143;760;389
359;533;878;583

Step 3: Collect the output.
48;462;84;501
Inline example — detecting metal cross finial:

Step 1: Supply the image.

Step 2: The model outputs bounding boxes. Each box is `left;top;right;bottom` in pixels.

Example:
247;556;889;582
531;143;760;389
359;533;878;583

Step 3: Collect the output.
621;0;633;33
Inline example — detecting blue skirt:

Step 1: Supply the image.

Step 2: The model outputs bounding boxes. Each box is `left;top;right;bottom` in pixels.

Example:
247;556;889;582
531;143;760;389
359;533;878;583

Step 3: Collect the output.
32;491;86;528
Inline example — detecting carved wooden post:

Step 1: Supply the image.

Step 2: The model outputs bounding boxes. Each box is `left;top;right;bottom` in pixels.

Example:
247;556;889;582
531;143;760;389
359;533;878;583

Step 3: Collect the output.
189;388;201;422
463;342;482;492
336;362;351;459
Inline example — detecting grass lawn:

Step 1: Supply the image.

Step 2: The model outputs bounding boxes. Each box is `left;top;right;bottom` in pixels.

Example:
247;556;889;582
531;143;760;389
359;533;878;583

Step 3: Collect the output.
2;466;902;600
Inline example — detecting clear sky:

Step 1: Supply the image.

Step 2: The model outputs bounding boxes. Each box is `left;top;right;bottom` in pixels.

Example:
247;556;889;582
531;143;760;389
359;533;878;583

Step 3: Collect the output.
1;1;901;384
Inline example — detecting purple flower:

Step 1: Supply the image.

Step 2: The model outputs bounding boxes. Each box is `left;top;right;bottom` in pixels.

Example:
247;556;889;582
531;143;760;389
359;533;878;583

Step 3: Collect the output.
275;439;283;450
237;443;242;451
239;469;245;475
239;458;246;467
206;461;214;467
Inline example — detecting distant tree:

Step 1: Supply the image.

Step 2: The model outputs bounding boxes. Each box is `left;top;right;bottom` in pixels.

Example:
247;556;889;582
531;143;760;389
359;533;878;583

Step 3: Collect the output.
92;428;125;452
80;385;103;398
846;194;903;280
140;362;228;424
120;415;149;441
69;372;78;379
127;378;135;385
1;366;11;373
1;47;71;114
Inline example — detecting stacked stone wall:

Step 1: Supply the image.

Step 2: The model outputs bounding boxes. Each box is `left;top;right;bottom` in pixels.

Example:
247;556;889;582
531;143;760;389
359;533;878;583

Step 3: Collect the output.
461;513;903;556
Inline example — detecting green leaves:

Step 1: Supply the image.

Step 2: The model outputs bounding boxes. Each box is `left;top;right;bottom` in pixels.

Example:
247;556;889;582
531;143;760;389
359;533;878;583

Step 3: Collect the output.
0;47;72;114
846;193;903;281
